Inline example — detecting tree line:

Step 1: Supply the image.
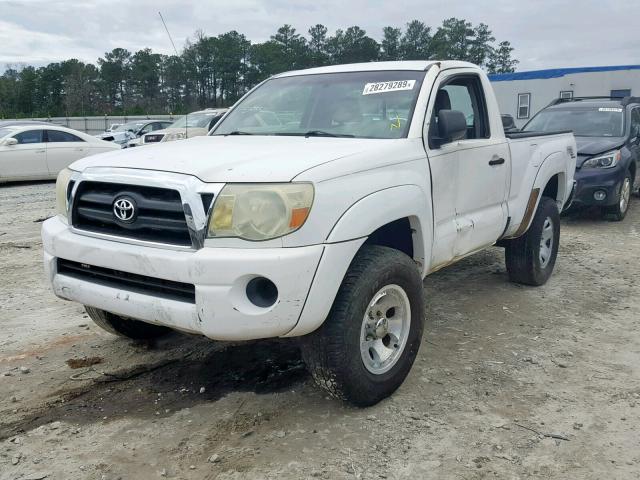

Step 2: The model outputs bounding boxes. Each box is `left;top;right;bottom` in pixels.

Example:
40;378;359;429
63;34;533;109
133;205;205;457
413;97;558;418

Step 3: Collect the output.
0;18;518;118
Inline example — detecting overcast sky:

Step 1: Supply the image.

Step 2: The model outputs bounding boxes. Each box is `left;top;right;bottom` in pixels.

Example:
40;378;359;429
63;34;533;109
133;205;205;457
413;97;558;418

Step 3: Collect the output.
1;0;638;72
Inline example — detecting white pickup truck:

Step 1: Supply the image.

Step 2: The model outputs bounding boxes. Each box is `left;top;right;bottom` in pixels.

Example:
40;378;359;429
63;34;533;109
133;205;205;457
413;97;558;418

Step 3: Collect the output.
43;61;576;406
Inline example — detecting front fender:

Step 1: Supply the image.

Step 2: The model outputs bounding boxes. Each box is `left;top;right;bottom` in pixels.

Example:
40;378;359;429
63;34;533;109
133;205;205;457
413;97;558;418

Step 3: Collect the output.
284;184;433;338
326;184;433;274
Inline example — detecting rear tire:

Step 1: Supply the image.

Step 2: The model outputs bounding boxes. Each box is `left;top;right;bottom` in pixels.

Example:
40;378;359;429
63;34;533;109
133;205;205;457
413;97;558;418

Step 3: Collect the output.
604;171;632;221
300;245;425;407
85;306;171;339
505;196;560;286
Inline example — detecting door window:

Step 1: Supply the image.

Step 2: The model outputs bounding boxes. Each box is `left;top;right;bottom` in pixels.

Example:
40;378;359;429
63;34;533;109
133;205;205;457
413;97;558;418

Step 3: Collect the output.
631;108;640;138
434;75;490;141
139;124;153;135
611;89;631;99
46;130;84;142
14;130;44;144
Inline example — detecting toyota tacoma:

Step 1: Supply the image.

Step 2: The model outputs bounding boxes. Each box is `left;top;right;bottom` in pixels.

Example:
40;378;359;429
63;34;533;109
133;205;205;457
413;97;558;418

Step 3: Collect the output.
43;61;576;406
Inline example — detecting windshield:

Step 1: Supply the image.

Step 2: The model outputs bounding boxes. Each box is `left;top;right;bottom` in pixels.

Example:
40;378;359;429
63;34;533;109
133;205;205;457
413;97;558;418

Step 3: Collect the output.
212;71;426;139
0;127;17;139
171;113;220;129
115;122;144;133
524;107;625;137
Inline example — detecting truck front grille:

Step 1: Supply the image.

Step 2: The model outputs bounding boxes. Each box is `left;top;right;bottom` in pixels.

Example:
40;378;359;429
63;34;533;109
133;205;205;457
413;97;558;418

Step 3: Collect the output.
57;258;196;303
71;181;192;247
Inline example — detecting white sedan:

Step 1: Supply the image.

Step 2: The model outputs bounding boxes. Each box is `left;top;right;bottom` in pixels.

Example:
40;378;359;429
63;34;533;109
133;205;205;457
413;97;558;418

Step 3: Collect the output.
0;124;120;183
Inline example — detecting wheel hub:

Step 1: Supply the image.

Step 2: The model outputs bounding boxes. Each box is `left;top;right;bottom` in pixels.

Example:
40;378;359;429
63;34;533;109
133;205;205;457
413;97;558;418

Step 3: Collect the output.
539;216;554;268
360;285;411;375
373;317;389;338
620;177;631;213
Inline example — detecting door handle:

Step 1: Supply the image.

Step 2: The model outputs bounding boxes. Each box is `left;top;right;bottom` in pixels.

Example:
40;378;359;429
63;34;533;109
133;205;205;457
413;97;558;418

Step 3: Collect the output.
489;157;505;166
35;149;45;153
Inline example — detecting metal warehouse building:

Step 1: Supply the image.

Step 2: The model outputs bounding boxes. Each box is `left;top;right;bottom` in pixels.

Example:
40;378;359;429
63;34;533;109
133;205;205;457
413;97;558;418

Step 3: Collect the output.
489;65;640;127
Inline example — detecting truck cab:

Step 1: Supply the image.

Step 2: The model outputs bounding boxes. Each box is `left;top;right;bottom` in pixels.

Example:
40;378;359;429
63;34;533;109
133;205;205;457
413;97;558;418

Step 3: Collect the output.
43;61;575;406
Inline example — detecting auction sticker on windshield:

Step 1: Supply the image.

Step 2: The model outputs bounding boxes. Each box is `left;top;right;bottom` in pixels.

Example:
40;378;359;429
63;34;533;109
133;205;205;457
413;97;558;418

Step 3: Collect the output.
362;80;416;95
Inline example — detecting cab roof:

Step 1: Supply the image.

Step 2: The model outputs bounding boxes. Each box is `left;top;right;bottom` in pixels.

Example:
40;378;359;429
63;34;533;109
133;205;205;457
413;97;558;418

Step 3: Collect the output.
274;60;477;78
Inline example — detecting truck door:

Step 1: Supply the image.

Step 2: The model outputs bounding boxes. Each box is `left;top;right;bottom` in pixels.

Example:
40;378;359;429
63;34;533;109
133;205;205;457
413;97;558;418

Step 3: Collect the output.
425;71;509;263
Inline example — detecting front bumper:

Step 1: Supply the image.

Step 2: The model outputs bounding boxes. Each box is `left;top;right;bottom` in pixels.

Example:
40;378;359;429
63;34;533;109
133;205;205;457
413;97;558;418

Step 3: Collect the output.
570;165;625;207
42;216;361;340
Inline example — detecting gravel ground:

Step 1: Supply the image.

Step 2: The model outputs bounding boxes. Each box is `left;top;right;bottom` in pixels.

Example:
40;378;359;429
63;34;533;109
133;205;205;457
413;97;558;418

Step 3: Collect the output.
1;181;639;480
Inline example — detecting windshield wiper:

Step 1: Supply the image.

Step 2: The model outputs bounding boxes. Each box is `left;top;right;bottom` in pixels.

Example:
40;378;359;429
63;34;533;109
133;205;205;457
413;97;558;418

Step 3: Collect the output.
303;130;355;138
223;130;254;136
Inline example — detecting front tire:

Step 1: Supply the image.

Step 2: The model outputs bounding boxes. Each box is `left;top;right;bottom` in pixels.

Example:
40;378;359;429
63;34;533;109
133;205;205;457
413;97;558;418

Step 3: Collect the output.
505;196;560;286
300;245;425;407
85;306;171;339
604;171;632;221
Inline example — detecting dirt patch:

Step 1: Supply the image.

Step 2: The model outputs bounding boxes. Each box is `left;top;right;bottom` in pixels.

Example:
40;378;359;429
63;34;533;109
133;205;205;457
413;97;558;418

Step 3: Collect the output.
1;182;639;480
65;356;104;369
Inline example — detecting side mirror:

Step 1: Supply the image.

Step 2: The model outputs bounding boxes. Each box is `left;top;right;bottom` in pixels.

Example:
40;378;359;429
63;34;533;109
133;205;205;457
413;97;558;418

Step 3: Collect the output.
501;114;516;131
436;110;467;145
4;138;18;147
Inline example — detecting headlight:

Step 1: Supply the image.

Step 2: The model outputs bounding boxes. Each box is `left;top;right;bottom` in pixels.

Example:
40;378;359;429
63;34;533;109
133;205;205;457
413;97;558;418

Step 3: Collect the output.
56;168;74;220
582;150;621;169
208;183;314;241
164;132;186;142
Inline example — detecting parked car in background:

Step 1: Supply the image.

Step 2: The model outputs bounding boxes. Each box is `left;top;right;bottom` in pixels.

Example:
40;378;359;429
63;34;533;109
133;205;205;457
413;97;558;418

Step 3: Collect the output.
44;61;575;406
140;109;228;145
0;120;55;128
106;123;122;133
523;96;639;220
97;120;173;147
0;124;119;183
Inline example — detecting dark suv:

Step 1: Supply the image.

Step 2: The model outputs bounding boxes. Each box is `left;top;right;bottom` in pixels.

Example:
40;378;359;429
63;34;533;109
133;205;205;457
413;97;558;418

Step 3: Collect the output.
523;97;640;220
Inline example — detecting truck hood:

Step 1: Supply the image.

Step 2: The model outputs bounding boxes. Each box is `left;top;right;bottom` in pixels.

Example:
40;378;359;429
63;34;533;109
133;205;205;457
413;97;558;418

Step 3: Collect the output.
71;135;396;183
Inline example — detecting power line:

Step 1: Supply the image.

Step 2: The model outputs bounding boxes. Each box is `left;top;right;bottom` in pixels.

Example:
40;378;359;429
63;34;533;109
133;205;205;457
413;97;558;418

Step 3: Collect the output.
158;11;179;56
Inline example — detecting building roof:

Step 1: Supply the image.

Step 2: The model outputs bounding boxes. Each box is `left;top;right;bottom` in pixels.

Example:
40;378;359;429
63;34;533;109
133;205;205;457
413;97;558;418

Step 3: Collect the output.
489;65;640;82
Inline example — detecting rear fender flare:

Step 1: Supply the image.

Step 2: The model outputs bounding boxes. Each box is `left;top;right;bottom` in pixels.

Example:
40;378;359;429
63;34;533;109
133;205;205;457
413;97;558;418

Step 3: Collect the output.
512;152;568;238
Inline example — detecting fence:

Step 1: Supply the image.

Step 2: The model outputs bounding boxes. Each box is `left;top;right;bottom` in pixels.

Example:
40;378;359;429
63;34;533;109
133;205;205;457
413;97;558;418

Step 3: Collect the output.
2;115;177;135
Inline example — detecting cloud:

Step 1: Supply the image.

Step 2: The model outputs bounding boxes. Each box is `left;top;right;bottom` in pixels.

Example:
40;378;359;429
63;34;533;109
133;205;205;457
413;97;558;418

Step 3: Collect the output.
0;19;99;65
1;0;639;70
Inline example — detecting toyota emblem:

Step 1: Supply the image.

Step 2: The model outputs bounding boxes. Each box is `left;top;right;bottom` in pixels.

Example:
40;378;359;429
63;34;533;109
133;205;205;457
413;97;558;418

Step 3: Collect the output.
113;197;136;222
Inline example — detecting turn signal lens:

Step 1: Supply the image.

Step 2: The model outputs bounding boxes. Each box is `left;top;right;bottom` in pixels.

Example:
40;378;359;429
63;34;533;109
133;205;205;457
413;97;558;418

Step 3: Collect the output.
289;207;311;229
